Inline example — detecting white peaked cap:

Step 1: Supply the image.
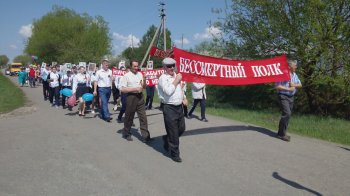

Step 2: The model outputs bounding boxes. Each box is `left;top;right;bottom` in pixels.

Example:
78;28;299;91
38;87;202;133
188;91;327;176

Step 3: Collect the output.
162;57;176;65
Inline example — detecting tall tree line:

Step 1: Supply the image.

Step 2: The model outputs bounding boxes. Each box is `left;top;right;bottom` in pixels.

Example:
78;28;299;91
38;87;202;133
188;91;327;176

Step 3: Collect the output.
205;0;350;119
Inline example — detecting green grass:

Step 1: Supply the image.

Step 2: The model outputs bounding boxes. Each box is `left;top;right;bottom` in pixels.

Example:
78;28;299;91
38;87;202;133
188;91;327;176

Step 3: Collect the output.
206;106;350;146
0;72;26;113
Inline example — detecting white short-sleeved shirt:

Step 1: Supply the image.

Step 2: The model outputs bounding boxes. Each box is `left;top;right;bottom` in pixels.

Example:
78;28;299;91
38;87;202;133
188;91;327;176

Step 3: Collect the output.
120;71;143;88
95;69;112;87
48;72;60;88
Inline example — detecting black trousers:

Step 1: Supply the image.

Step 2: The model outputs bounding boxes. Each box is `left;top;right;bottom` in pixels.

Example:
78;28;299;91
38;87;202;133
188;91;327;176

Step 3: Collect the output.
188;98;206;119
163;104;186;157
61;86;72;107
42;80;50;100
112;83;120;104
145;86;155;109
123;93;150;138
278;94;294;136
117;93;127;120
49;86;60;106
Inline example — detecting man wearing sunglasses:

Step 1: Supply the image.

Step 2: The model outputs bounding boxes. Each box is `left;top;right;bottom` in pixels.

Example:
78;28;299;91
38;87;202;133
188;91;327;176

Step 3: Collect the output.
157;57;186;163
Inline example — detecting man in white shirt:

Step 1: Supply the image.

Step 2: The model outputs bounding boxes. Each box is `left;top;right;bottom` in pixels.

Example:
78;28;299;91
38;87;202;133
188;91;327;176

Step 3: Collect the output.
157;57;185;162
120;60;151;143
47;66;61;108
93;59;113;122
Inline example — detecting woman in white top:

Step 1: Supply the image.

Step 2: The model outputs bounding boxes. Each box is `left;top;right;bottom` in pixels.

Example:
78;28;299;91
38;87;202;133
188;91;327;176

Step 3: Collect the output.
72;66;90;116
47;66;61;108
60;70;73;110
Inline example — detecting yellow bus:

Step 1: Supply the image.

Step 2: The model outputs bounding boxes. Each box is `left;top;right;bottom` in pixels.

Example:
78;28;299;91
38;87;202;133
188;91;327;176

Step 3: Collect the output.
9;63;23;76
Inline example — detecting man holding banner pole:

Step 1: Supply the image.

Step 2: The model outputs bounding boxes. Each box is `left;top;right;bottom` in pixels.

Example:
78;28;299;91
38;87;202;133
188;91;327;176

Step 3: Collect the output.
275;60;302;142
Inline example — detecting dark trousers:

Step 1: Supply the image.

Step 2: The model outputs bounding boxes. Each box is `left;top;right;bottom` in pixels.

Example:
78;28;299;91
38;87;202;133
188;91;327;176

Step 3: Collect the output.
188;98;206;119
183;104;188;116
61;86;72;107
145;86;155;109
42;80;50;100
123;93;149;138
163;104;186;157
118;93;127;120
49;86;60;106
98;87;111;120
112;83;120;104
278;94;294;136
29;76;35;87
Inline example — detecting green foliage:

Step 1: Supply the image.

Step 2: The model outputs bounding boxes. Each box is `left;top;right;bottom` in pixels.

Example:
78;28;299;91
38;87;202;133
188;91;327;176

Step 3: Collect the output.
0;55;9;67
25;6;111;64
208;0;350;119
13;54;32;66
0;73;25;113
121;25;172;68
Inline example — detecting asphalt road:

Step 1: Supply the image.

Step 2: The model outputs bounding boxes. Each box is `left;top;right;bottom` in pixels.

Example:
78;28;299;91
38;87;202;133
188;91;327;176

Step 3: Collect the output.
1;74;349;196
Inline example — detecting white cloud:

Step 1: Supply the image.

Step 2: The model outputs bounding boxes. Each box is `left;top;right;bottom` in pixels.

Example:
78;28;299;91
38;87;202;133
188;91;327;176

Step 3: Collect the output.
113;32;140;48
19;24;33;38
10;44;18;49
174;37;190;45
194;26;222;40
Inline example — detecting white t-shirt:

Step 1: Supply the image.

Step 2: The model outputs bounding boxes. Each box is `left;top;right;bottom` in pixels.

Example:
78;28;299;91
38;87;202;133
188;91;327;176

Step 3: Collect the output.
120;71;143;89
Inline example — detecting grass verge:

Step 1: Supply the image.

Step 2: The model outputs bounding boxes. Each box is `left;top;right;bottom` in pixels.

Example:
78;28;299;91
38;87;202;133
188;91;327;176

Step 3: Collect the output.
0;73;25;114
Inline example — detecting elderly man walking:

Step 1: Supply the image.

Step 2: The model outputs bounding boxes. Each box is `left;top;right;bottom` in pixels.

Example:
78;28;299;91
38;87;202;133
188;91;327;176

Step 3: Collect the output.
158;57;186;162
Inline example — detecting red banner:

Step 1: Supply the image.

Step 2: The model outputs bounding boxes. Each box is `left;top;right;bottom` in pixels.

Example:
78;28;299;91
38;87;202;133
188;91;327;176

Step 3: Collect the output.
112;68;165;86
150;46;172;59
173;47;290;86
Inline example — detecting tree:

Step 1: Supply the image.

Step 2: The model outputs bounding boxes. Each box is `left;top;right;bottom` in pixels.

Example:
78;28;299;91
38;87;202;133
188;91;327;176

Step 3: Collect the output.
0;55;9;67
121;25;172;68
13;55;32;66
213;0;350;118
25;6;111;64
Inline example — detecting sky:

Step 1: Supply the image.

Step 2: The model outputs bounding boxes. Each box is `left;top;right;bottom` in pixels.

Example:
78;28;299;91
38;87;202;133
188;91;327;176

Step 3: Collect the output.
0;0;227;62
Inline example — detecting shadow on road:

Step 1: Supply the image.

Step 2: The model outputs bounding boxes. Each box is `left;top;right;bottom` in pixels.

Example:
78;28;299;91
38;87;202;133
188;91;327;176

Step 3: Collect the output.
129;125;277;159
272;172;322;196
339;146;350;151
183;125;276;138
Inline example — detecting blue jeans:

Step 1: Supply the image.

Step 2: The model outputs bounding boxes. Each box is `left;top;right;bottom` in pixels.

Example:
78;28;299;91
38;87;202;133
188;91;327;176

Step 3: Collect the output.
98;87;111;119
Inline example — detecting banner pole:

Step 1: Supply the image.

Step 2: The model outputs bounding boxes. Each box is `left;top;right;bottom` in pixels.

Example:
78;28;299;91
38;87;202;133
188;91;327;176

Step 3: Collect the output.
140;21;162;68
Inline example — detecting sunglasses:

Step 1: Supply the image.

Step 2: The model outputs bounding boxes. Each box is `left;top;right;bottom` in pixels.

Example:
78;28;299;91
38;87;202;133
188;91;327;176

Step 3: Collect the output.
166;64;175;68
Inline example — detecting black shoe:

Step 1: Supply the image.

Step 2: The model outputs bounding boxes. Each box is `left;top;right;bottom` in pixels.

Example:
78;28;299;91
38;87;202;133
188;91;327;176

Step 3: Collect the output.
105;117;112;123
162;135;169;151
276;134;290;142
184;115;189;119
117;118;123;123
123;135;133;141
142;136;154;144
171;156;182;163
200;118;209;122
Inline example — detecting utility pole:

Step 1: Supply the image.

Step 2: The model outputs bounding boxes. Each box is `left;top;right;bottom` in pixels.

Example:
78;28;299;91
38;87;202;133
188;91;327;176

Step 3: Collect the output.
181;34;184;48
160;2;166;51
140;2;167;68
